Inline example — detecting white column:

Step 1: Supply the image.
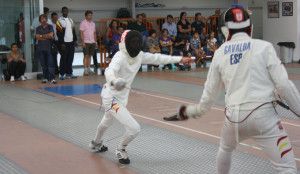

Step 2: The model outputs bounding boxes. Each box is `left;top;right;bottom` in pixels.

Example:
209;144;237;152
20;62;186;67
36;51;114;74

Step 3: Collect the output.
39;0;43;15
24;0;32;72
130;0;135;18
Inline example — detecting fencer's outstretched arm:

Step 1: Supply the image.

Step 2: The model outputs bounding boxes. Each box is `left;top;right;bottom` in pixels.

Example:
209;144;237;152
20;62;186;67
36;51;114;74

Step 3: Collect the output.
182;57;222;118
141;52;188;65
266;44;300;115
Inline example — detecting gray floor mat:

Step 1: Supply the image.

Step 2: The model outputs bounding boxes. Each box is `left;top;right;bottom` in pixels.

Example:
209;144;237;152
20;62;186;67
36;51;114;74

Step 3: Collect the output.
0;155;28;174
0;84;277;173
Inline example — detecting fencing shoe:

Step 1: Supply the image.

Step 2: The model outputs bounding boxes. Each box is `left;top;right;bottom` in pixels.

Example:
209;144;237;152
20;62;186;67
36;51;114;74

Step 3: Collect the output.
89;140;108;152
116;148;130;164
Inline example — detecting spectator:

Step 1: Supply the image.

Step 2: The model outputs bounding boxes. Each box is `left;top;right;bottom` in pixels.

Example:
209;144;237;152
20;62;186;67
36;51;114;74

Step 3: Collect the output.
57;6;78;80
190;31;205;66
123;14;146;33
162;15;177;42
159;29;173;70
31;7;51;72
6;43;26;82
49;12;59;75
144;29;160;70
205;31;218;55
111;26;124;58
80;10;97;76
177;12;191;38
141;13;153;30
207;8;224;46
36;14;56;84
174;33;191;57
191;13;206;41
104;19;119;55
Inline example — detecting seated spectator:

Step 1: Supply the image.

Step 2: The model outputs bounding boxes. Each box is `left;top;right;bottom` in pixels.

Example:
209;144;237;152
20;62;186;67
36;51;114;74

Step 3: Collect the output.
122;14;146;33
111;26;124;58
191;13;206;41
104;19;119;54
162;15;177;42
159;29;173;70
144;29;160;70
6;43;26;81
205;31;218;55
207;8;224;46
177;12;191;39
141;13;153;30
174;33;191;57
190;31;205;66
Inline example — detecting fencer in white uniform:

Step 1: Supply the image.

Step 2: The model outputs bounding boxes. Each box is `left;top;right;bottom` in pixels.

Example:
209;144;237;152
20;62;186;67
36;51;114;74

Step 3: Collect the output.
178;6;300;174
89;30;191;164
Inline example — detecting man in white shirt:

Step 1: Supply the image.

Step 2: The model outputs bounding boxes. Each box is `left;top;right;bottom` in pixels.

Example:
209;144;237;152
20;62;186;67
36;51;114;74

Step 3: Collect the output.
56;6;78;80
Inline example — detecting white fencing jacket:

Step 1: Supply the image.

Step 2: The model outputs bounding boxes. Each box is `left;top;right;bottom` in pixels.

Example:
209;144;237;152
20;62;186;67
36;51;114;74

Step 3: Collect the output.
199;32;300;115
103;42;181;106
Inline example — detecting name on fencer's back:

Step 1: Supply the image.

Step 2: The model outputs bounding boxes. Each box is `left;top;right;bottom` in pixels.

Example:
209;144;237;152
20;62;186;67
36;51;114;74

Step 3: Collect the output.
224;41;251;65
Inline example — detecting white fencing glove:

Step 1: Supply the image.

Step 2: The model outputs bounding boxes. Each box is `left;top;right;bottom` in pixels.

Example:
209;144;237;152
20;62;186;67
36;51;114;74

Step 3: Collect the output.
111;78;126;91
177;105;204;120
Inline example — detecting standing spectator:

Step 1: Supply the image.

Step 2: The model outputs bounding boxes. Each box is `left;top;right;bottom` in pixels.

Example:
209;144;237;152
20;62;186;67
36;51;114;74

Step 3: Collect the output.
57;6;78;80
31;7;51;72
144;29;160;70
6;43;26;82
191;13;206;41
159;29;173;70
177;12;191;38
36;14;56;84
49;12;59;75
190;31;205;66
104;20;119;55
111;26;124;58
80;10;97;76
205;31;218;55
162;15;177;42
141;13;153;30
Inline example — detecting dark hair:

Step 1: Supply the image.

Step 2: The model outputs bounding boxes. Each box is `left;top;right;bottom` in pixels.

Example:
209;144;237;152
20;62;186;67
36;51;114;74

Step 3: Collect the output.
51;12;58;18
62;7;68;11
148;29;156;36
44;7;49;14
191;31;198;36
182;33;188;39
11;43;18;49
136;14;143;18
85;10;93;16
117;25;124;30
180;12;186;20
109;20;119;29
39;14;47;22
167;15;173;19
162;28;169;34
195;13;202;17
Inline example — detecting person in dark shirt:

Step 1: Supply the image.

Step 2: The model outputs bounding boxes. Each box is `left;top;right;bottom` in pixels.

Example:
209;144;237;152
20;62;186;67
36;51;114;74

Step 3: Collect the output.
191;13;206;41
36;14;56;84
177;12;191;38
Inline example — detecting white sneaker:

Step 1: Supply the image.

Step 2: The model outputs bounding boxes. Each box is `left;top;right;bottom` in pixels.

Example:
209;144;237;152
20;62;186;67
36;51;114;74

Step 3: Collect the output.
10;76;15;82
89;140;108;152
51;79;57;84
21;76;26;81
87;69;96;75
83;70;89;76
115;148;130;164
41;79;48;83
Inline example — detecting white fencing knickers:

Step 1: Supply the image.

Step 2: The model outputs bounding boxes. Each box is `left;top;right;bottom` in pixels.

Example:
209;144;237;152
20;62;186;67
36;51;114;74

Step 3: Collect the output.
94;93;141;149
217;103;297;174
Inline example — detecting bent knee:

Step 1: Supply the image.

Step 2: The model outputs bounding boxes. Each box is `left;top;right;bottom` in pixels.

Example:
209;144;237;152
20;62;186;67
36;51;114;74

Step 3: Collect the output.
128;123;141;136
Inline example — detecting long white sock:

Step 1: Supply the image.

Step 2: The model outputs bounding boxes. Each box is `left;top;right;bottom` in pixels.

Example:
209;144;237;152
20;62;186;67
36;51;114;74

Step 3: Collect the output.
216;149;232;174
93;124;109;143
118;132;136;150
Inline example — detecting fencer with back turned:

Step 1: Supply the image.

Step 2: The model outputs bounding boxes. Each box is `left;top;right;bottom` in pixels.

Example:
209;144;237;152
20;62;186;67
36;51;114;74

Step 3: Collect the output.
177;6;300;174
